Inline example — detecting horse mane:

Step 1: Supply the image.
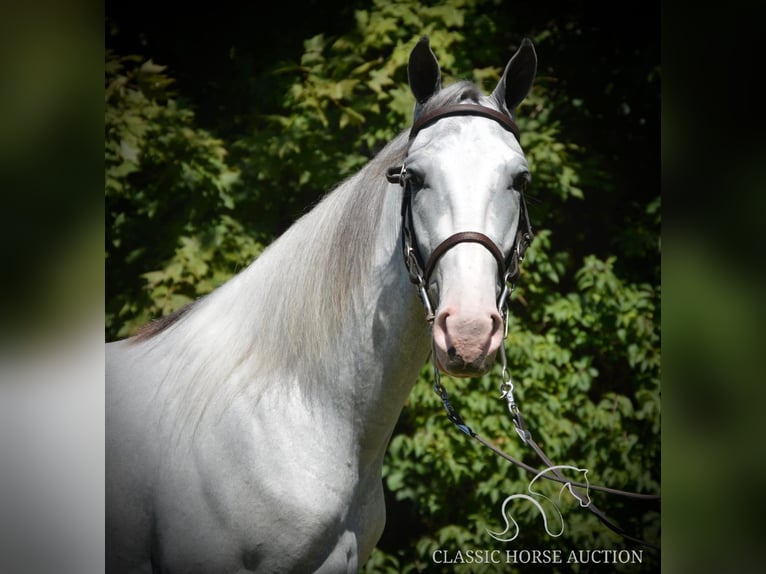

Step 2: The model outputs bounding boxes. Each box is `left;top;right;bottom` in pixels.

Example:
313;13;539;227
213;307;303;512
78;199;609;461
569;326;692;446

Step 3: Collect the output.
132;132;408;342
265;132;410;365
130;129;412;439
134;299;201;341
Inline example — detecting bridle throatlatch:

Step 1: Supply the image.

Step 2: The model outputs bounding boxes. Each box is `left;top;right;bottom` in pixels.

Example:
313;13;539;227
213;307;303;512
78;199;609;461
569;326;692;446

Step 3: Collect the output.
386;103;660;550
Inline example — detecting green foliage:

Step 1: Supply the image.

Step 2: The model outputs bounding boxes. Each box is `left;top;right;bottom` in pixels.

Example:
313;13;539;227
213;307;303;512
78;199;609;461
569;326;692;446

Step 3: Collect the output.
105;54;264;338
229;0;495;234
107;0;660;570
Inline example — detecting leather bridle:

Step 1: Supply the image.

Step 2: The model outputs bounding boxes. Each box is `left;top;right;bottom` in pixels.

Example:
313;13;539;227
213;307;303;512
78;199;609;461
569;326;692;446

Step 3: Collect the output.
386;103;533;323
385;103;660;550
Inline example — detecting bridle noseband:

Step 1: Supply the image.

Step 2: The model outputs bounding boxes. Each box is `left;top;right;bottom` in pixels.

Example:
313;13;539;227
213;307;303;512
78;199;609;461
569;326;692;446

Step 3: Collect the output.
386;103;533;323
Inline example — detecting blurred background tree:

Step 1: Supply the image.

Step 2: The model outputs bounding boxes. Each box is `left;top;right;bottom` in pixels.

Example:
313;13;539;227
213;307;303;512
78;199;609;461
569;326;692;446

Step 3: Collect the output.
106;0;659;571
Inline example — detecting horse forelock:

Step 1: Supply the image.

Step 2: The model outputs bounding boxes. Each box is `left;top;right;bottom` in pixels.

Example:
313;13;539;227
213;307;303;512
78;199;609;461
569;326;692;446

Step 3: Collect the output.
417;80;499;117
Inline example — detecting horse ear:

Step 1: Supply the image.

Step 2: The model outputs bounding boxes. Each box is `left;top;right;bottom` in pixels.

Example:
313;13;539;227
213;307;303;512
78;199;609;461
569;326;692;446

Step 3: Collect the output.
492;38;537;114
408;36;441;107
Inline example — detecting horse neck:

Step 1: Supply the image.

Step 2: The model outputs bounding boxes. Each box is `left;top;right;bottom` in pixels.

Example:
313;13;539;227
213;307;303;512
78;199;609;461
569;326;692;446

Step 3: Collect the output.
290;199;430;465
151;150;430;463
257;179;430;457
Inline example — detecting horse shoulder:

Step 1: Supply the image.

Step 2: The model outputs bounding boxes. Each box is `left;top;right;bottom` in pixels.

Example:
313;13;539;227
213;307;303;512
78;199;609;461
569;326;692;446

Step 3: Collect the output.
106;341;166;572
151;389;384;572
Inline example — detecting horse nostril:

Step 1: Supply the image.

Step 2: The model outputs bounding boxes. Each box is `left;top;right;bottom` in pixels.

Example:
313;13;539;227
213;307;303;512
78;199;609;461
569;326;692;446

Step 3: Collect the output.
447;346;457;359
491;312;503;335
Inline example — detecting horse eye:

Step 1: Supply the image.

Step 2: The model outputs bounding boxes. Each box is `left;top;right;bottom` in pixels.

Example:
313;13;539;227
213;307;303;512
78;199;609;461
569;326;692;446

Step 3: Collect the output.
407;172;424;189
512;172;530;191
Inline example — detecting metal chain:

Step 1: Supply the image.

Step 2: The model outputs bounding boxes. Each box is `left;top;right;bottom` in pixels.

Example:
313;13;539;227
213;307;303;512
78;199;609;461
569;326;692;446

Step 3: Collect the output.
496;280;531;444
497;337;530;445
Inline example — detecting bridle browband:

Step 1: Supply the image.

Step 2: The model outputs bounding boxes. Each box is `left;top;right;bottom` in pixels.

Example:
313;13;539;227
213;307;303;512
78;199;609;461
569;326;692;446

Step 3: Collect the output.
386;103;533;323
385;102;660;550
407;102;521;141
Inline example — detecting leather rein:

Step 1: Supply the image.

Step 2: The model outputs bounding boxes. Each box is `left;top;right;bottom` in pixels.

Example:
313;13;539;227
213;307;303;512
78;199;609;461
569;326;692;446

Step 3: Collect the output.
385;103;660;549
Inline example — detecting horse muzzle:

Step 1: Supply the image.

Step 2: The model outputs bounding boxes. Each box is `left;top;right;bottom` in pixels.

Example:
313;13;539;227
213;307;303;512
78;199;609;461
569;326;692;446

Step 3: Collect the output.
431;306;504;377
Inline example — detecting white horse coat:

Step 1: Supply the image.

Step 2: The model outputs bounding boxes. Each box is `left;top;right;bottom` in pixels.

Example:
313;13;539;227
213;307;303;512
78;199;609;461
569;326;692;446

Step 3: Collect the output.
107;37;536;573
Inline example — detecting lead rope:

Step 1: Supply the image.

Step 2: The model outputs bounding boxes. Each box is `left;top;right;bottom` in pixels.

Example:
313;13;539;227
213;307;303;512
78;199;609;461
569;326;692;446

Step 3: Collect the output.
430;280;660;550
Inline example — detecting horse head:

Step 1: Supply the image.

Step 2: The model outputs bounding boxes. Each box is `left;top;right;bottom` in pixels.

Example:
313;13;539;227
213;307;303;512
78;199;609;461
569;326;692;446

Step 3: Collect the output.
399;36;536;377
